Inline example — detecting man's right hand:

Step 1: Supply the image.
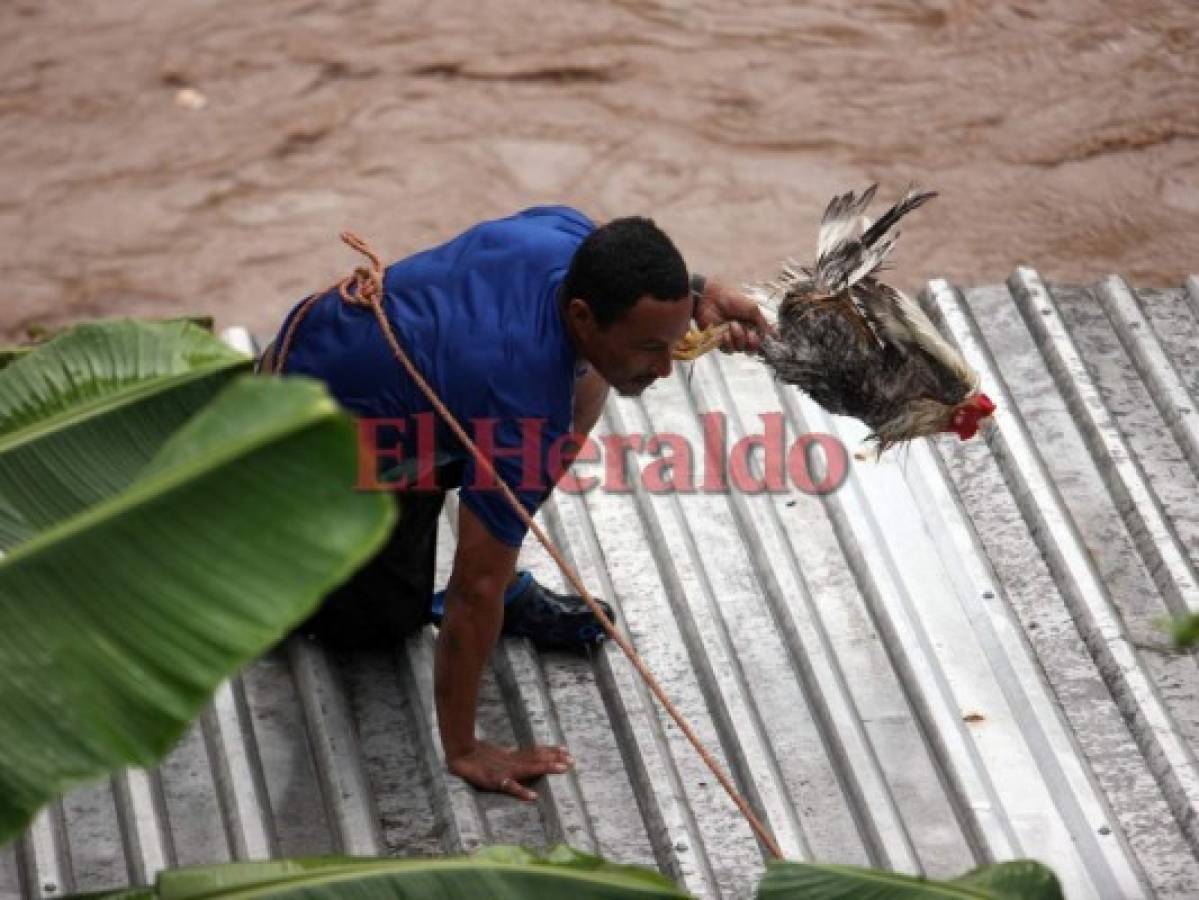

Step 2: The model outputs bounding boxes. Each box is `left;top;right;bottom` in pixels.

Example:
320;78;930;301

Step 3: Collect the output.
447;740;574;802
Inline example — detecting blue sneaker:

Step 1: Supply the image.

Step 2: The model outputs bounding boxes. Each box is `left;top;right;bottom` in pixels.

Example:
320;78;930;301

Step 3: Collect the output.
432;571;614;650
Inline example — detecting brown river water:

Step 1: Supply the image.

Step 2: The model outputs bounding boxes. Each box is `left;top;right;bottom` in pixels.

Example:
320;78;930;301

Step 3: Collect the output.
1;0;1197;342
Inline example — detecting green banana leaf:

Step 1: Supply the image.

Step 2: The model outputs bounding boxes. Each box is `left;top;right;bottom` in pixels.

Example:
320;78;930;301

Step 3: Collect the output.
0;374;395;843
757;859;1063;899
77;852;1067;900
0;493;31;550
0;320;251;549
107;845;687;899
20;316;214;347
0;347;30;370
1171;612;1199;649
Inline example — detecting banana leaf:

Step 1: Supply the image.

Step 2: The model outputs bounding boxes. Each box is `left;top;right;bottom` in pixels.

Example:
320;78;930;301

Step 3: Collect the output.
0;375;395;843
0;347;30;370
757;859;1063;899
0;494;31;550
0;320;251;550
20;316;214;346
79;851;1067;900
79;853;1064;900
104;845;687;899
1171;612;1199;649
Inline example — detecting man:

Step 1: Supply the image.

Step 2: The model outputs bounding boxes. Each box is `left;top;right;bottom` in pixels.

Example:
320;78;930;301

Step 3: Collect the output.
266;206;766;800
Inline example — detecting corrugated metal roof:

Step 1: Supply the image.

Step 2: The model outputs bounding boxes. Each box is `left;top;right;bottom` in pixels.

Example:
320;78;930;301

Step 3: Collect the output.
4;270;1199;899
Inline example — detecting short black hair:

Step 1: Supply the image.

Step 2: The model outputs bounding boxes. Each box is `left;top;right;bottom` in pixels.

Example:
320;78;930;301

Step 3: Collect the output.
561;216;689;328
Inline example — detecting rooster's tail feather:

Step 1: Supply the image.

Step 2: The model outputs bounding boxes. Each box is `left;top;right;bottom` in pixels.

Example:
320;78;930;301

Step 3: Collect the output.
815;185;937;295
859;186;937;250
816;185;878;263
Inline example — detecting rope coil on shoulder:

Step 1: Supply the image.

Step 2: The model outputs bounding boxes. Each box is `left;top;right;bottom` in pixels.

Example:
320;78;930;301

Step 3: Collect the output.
273;231;784;860
272;231;384;375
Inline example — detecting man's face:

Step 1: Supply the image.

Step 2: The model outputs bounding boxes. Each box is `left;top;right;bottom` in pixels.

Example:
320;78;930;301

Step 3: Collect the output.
568;294;692;397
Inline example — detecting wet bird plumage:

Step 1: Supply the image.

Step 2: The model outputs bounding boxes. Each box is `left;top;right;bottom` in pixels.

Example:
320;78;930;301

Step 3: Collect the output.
760;185;990;452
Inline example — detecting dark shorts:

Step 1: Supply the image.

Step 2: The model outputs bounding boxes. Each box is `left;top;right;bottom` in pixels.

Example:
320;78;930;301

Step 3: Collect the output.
257;339;462;649
299;462;465;649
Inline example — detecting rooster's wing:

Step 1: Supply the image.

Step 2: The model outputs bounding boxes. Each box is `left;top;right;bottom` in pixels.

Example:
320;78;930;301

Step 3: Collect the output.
852;278;979;399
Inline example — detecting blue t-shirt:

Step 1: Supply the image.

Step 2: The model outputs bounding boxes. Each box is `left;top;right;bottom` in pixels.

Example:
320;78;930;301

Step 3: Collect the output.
275;206;594;546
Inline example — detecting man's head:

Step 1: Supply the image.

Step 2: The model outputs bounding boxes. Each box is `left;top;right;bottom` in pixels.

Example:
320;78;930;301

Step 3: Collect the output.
561;216;692;397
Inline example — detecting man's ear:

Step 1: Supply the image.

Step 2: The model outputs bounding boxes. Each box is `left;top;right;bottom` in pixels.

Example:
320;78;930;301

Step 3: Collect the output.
566;297;595;332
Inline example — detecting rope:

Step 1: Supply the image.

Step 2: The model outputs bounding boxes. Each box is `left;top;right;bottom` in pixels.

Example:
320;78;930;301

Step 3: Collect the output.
274;231;785;861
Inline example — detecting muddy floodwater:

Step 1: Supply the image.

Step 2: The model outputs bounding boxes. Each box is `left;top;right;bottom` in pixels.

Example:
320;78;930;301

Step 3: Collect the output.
1;0;1196;341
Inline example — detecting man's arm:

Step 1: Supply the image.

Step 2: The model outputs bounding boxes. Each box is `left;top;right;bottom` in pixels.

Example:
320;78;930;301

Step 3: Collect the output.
436;500;573;800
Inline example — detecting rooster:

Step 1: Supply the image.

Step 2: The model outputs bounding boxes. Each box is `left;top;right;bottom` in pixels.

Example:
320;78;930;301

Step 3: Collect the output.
755;185;995;455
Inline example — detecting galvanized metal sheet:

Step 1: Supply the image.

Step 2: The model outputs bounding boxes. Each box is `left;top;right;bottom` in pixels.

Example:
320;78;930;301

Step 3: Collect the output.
5;272;1199;898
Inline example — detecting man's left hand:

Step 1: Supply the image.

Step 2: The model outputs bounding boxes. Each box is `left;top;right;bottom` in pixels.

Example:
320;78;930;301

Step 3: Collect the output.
694;278;773;354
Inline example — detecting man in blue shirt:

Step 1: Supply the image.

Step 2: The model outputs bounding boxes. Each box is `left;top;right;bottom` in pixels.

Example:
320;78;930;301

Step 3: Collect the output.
264;206;766;800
